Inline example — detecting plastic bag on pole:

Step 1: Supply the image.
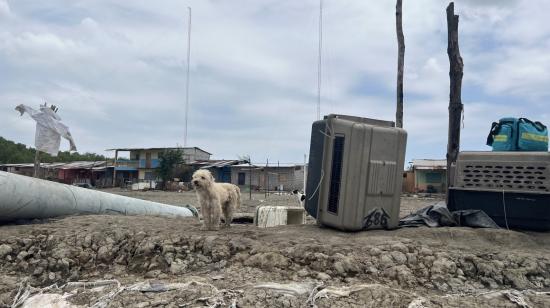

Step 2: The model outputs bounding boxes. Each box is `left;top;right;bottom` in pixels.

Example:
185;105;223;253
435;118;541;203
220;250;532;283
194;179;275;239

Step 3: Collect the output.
15;104;77;156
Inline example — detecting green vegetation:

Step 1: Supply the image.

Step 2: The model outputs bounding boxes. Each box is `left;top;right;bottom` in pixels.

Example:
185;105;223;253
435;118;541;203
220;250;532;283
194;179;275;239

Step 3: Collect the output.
0;136;107;164
156;148;191;189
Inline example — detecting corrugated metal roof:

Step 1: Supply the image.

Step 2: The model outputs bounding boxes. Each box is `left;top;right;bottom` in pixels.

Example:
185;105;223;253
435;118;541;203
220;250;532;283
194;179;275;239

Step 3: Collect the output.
46;162;67;168
106;146;212;155
230;163;262;169
231;164;302;169
0;161;107;170
411;159;447;169
0;163;35;168
188;159;246;169
50;161;107;169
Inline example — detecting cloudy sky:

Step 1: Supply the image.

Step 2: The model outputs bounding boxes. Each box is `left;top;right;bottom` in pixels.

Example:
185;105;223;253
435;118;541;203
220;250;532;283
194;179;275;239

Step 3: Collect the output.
1;0;548;165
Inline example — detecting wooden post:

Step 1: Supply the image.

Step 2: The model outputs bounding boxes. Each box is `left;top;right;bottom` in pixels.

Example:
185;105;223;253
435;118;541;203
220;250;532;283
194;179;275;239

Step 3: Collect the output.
265;158;269;199
112;150;118;187
277;160;280;191
248;156;252;200
395;0;405;128
303;153;307;193
33;150;40;178
446;2;464;197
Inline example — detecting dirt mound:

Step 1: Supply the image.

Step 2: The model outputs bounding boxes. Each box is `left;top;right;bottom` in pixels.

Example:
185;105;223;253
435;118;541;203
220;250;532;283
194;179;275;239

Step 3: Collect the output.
1;215;550;307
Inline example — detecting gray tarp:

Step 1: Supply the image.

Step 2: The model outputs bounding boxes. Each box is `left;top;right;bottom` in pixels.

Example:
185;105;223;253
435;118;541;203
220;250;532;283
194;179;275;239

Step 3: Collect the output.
399;201;499;228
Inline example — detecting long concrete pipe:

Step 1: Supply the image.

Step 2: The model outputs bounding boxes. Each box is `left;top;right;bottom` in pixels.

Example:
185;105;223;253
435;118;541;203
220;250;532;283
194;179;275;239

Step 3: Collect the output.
0;171;197;222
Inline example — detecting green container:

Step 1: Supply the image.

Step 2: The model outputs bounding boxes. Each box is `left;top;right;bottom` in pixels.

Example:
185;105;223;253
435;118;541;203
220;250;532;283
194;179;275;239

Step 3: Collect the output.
517;118;548;151
487;117;548;151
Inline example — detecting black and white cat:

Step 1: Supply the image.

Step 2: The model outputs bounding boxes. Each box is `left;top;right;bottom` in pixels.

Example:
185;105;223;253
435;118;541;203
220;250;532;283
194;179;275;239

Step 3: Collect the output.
291;189;306;207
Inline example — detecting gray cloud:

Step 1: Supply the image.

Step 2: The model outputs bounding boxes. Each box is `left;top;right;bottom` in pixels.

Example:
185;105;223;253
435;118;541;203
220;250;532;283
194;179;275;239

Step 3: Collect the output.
0;0;548;164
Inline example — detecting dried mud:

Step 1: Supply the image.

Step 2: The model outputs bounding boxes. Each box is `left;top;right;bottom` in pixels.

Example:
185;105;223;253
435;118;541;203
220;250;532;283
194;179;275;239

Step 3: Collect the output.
1;208;550;307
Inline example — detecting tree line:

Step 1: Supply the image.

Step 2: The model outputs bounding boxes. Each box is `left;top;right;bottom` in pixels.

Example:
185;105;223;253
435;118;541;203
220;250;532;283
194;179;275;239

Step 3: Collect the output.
0;136;107;164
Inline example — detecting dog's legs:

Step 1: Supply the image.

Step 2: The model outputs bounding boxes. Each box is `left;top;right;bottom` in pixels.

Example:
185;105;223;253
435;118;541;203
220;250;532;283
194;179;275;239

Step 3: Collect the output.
211;198;222;231
222;202;234;228
200;199;211;231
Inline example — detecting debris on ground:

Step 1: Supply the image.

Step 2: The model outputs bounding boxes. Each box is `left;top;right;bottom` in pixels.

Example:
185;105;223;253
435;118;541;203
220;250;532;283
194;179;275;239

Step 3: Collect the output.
1;211;550;307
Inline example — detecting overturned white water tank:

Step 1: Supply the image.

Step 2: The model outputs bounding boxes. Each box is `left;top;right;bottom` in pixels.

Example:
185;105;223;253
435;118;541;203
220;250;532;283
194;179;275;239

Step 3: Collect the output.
0;171;197;222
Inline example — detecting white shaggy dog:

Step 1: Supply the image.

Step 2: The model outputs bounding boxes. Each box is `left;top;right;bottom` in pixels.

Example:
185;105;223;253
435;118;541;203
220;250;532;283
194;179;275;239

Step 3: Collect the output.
192;169;241;230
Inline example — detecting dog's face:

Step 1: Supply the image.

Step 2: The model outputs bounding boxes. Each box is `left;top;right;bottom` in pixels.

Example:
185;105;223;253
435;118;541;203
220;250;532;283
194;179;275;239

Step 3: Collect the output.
192;169;214;190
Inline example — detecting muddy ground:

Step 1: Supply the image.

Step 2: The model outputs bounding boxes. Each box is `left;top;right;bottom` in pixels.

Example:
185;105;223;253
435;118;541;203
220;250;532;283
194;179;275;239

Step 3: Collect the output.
0;190;549;307
99;189;442;219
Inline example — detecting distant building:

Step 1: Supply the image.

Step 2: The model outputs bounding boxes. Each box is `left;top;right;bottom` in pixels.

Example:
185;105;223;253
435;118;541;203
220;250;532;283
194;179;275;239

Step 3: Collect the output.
0;161;110;186
1;154;308;191
230;163;306;192
0;163;35;177
402;170;415;193
406;159;447;193
106;147;211;185
187;160;306;192
187;159;246;183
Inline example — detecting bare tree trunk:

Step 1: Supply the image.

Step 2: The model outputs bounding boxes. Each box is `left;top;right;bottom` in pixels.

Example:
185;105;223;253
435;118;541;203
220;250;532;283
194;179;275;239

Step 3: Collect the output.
446;2;464;198
396;0;405;128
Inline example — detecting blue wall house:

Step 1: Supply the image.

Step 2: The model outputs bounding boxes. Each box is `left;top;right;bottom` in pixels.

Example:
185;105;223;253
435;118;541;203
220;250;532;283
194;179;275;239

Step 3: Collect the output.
107;147;212;185
186;159;246;183
410;159;447;193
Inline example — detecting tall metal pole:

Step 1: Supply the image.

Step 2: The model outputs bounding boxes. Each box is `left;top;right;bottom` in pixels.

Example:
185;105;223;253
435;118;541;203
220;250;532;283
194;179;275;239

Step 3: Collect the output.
184;7;192;147
316;0;323;120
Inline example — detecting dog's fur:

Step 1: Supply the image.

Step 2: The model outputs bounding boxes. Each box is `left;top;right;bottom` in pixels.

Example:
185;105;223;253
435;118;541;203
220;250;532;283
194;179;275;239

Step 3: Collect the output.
192;169;241;230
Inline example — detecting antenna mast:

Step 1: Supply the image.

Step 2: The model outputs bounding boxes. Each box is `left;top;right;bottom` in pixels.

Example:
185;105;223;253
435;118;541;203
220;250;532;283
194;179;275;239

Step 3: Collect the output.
316;0;323;120
184;7;192;147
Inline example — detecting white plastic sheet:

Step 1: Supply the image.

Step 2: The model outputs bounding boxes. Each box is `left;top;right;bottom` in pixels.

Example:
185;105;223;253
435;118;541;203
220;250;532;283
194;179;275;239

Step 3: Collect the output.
15;104;77;156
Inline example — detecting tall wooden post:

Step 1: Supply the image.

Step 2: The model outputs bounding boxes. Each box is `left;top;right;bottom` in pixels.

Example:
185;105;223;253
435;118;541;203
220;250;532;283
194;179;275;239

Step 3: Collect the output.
303;154;307;193
265;158;269;199
248;156;252;200
33;150;40;178
446;2;464;197
395;0;405;128
112;150;118;187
